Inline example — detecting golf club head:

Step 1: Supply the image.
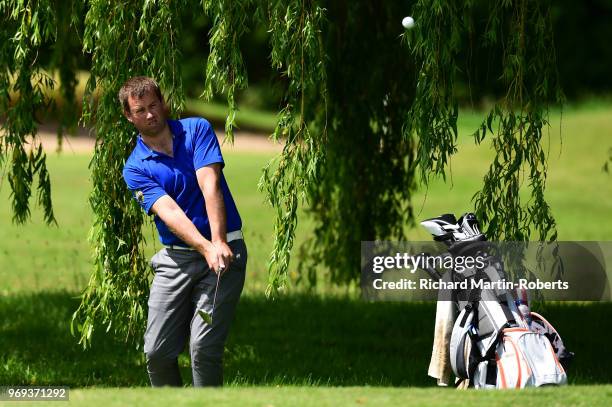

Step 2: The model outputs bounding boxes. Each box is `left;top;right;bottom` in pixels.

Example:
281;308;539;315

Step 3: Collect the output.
420;214;460;244
421;212;486;245
453;213;485;242
198;309;212;324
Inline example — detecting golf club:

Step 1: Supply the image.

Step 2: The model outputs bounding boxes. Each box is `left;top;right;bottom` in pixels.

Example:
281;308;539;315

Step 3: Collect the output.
198;252;241;324
198;265;223;324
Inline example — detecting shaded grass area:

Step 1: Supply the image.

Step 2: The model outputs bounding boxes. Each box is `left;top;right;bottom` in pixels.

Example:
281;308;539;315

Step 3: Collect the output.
1;292;611;387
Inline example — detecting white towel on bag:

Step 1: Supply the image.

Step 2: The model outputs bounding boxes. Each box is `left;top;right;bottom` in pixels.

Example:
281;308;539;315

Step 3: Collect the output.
428;300;455;386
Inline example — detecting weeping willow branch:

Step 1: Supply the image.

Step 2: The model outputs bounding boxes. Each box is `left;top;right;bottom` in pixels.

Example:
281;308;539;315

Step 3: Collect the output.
603;147;612;174
405;0;469;185
202;0;252;142
203;0;328;294
259;0;327;294
292;2;418;288
0;0;59;225
49;0;82;149
409;0;562;244
71;0;186;348
200;0;327;294
1;0;567;345
471;0;563;242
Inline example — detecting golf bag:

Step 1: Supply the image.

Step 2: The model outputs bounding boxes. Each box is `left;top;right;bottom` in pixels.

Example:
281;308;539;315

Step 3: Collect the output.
421;213;572;389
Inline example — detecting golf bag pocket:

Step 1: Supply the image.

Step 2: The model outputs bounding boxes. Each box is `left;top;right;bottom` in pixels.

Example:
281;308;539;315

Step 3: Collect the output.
450;299;517;380
494;328;567;388
472;360;497;389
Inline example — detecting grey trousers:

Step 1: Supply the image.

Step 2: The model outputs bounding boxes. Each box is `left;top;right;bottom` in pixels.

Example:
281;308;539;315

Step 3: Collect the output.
144;239;246;387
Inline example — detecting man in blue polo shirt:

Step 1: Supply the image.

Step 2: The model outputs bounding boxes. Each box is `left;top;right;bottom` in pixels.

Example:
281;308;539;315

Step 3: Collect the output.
120;76;246;387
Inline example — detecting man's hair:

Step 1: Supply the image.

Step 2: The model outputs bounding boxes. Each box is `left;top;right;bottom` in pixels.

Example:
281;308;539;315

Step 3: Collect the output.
118;76;163;113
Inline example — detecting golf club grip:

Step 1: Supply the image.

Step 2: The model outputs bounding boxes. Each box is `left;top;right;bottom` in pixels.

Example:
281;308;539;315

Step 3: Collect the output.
422;266;442;282
416;252;443;281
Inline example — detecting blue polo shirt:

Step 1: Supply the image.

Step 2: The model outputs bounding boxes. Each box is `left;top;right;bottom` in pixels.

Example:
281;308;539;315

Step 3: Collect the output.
122;117;242;246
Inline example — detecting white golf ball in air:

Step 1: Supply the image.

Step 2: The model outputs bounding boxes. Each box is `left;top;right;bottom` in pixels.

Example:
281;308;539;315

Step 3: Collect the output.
402;16;415;29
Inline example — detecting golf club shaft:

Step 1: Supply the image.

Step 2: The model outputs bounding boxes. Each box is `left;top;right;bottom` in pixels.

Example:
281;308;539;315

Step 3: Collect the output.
210;268;221;321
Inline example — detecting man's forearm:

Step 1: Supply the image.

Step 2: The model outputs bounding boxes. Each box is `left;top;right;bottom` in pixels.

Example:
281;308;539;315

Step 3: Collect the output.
203;182;227;244
196;163;230;251
153;197;210;253
195;164;233;270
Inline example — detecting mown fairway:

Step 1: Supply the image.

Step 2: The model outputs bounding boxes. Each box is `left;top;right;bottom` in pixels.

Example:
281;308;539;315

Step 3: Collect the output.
1;103;611;404
10;385;612;406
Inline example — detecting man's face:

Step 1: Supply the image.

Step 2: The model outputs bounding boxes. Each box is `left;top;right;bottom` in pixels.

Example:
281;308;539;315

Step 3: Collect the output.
124;91;168;136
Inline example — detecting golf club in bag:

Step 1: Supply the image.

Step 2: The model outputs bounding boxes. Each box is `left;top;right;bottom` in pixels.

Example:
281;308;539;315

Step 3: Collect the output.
420;213;573;389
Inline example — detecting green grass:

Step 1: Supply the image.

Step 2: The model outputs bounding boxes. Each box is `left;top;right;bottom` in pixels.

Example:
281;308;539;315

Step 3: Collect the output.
1;292;611;388
0;152;283;296
12;385;612;407
407;105;612;241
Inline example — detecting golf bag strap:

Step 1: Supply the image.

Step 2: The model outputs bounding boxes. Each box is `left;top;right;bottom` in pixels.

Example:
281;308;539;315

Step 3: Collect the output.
455;301;479;382
485;359;497;385
459;303;473;327
500;301;517;325
465;300;480;384
466;322;512;382
456;331;470;378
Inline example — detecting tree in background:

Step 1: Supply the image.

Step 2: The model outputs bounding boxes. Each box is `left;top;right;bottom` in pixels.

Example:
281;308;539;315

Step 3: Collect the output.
0;0;562;347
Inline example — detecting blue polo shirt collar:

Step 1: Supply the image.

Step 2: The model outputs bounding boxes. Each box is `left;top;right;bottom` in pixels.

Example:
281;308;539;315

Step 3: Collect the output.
133;120;186;161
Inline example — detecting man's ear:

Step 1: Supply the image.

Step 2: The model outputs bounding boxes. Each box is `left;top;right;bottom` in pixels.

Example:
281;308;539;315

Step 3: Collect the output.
123;109;134;123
